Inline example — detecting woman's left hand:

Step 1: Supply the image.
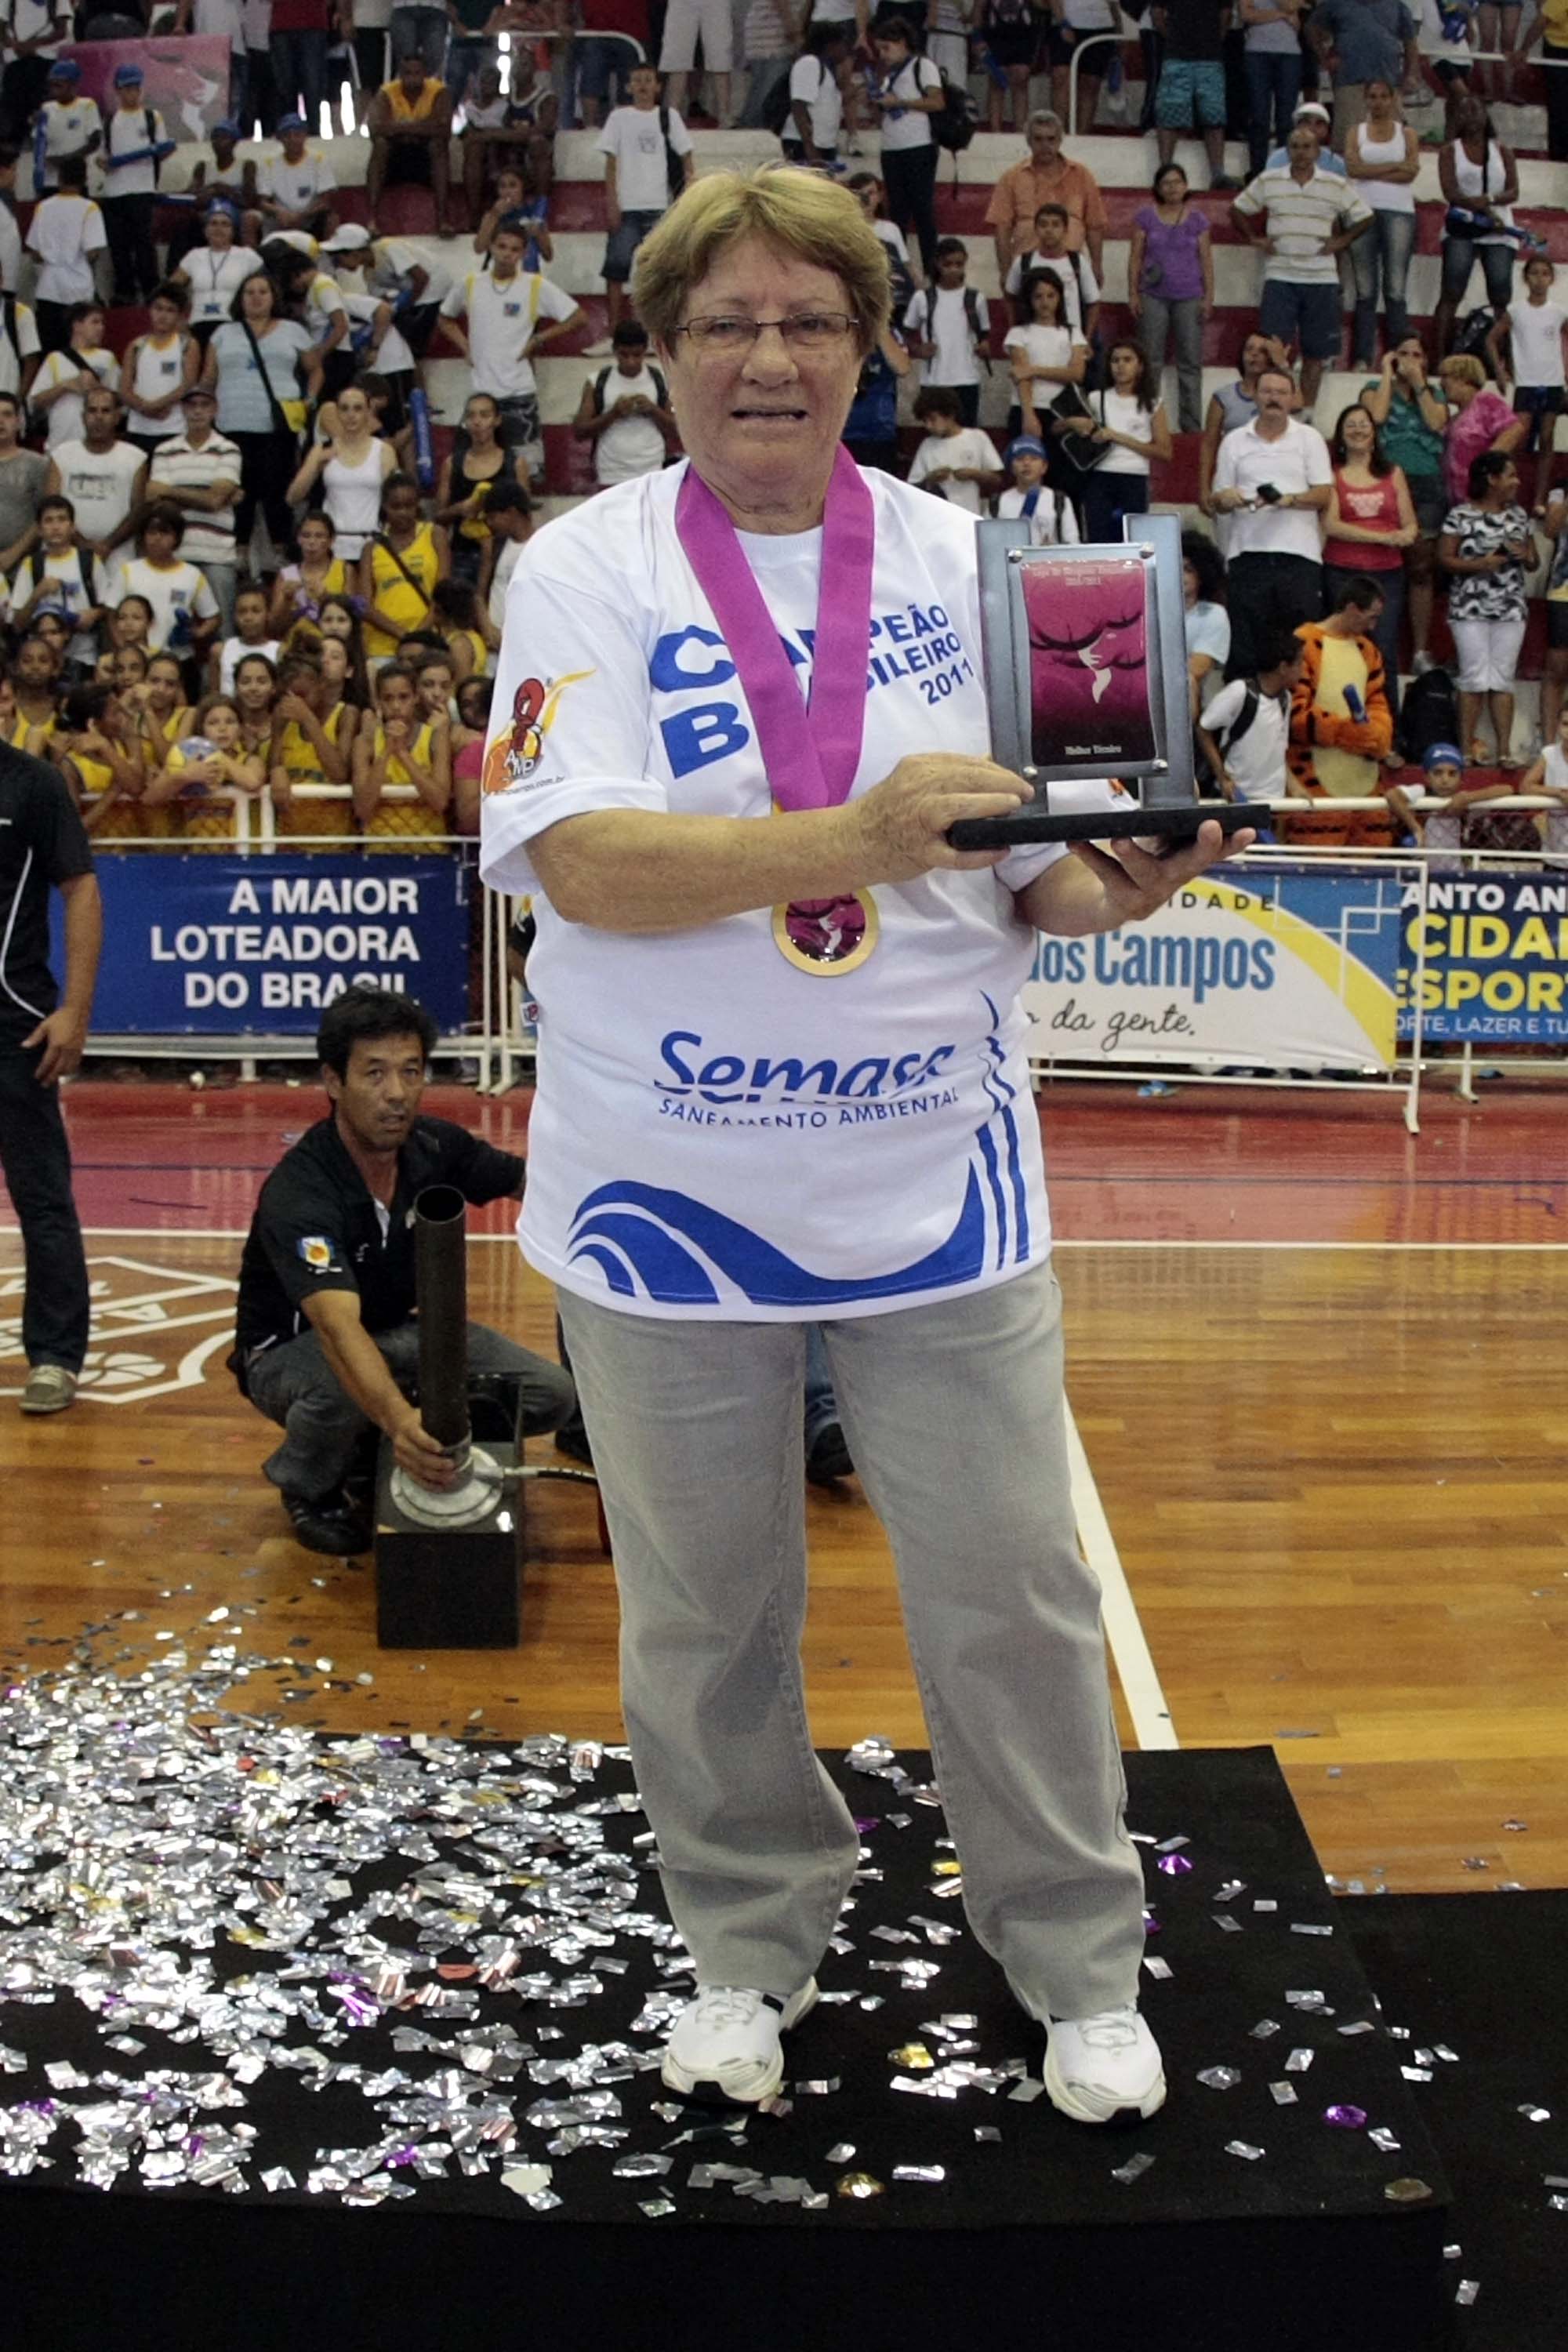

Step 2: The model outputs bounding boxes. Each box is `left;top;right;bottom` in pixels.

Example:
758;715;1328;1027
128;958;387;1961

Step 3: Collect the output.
1067;819;1255;924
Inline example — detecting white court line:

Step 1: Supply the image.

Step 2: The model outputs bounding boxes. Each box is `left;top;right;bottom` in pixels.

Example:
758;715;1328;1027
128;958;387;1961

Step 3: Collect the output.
1063;1399;1178;1753
18;1229;1563;1251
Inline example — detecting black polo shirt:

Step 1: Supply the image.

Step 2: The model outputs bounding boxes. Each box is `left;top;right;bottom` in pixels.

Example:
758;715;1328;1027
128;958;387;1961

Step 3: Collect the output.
0;741;93;1043
234;1112;525;1370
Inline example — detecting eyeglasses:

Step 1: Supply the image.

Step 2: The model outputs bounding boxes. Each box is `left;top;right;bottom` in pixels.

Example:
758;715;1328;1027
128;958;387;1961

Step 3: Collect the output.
671;313;858;355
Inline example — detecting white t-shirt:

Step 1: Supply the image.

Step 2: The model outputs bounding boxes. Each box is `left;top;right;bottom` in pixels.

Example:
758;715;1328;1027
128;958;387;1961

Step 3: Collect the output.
1212;416;1333;564
593;361;668;486
903;285;984;389
906;426;1000;515
124;331;190;440
873;219;910;275
364;234;450;308
784;53;843;150
479;463;1116;1323
488;532;524;631
182;243;265;325
996;481;1080;545
1508;298;1567;394
5;545;107;662
1003;249;1101;335
303;270;348;347
597;103;692;214
25;193;107;303
341;288;415;377
107;555;219;651
439;267;579;400
1002;322;1087;393
256;150;337;212
219;633;281;693
102;103;169;201
875;53;942;151
31;345;116;448
0;299;40;399
194;0;246;37
38;98;100;190
1201;676;1289;801
49;437;144;545
1088;387;1157;477
0;202;19;295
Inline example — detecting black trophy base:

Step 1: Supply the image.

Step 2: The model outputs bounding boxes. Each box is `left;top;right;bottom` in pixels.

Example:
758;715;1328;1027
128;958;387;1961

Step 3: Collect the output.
374;1437;522;1649
949;801;1266;850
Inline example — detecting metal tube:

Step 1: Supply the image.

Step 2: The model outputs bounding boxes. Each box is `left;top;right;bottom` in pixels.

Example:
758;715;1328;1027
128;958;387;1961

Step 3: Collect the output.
412;1183;470;1452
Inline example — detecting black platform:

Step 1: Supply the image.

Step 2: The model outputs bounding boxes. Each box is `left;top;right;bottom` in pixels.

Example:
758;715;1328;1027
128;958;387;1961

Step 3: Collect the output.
0;1743;1453;2352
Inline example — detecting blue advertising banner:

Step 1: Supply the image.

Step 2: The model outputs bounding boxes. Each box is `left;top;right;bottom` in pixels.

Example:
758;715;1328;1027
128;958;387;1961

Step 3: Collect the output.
1398;870;1568;1044
1022;865;1405;1069
63;853;472;1036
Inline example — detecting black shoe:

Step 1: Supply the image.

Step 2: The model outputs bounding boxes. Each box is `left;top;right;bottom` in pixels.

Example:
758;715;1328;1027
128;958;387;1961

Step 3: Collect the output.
282;1489;373;1556
1210;172;1241;191
805;1421;854;1486
553;1419;595;1467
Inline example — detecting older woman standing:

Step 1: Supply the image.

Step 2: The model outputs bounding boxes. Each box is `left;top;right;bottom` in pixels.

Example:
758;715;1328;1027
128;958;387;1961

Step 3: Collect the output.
1440;449;1540;768
479;166;1247;2122
1436;350;1526;510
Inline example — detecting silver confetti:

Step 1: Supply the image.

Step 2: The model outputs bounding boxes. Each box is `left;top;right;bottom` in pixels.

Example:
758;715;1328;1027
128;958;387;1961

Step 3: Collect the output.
1197;2067;1241;2091
1225;2141;1265;2161
1111;2151;1155;2184
1269;2082;1298;2106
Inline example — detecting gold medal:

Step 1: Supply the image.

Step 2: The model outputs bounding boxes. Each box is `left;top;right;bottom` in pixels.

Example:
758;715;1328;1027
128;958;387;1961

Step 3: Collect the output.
772;891;879;976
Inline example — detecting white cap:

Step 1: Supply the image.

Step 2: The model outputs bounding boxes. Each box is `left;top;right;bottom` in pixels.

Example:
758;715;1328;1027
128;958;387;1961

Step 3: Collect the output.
321;223;372;252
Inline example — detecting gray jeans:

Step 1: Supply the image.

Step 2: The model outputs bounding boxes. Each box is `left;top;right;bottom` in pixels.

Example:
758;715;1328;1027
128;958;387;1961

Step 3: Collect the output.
1138;292;1204;434
247;1318;575;1500
558;1259;1145;2022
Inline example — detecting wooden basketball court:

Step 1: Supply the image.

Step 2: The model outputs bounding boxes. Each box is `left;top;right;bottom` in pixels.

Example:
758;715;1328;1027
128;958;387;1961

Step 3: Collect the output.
2;1076;1563;1895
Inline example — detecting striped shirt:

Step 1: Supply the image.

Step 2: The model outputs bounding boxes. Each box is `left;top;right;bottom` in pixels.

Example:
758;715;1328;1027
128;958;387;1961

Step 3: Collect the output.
1232;165;1371;285
147;430;242;569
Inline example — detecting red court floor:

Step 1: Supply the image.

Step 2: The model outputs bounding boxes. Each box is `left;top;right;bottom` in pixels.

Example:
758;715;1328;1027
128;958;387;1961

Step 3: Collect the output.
16;1073;1565;1247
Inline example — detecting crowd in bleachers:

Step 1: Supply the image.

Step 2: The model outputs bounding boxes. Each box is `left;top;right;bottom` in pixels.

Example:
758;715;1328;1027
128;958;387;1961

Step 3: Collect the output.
0;0;1562;852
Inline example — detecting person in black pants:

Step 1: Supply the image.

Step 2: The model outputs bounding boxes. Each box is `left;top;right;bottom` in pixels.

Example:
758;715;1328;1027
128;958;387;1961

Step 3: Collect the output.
0;741;100;1417
869;19;943;282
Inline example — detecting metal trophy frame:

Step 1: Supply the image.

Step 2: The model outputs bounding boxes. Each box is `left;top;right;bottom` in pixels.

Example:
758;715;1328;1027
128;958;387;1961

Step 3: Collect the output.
948;510;1264;849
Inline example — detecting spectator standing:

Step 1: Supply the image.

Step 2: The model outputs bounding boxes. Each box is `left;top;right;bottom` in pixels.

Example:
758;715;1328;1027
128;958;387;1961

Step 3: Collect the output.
174;208;267;344
0;277;38;403
869;17;945;284
1439;448;1539;766
840;321;910;472
201;271;320;560
1436;350;1524;507
1054;339;1172;542
1240;0;1304;178
1181;526;1230;710
1323;398;1417;725
1285;573;1396;840
848;170;917;306
432;390;524;579
903;237;990;426
737;0;798;129
661;0;734;125
1343;79;1417;368
1047;0;1119;133
108;504;221;657
1518;706;1568;847
1210;361;1333;676
147;383;244;633
1308;0;1418;147
1230;125;1371;409
0;722;99;1417
390;0;449;74
119;283;201;462
594;66;694;347
359;471;448;664
32;56;100;192
1127;161;1210;434
353;0;396;114
29;301;114;452
1361;332;1449;670
0;0;70;151
1152;0;1240;191
927;0;975;86
45;386;146;568
437;222;587;480
0;139;20;295
996;430;1081;542
245;0;279;139
1196;627;1304;808
1006;266;1088;437
978;0;1044;136
272;0;335;128
1263;96;1347;171
0;389;45;576
571;316;679;488
286;383;399;557
1001;200;1102;342
1525;0;1568;165
906;384;1006;513
256;114;339;237
98;65;173;307
444;0;505;108
781;24;851;168
985;109;1109;282
478;477;533;633
25;155;105;357
1485;255;1568;453
570;0;651;130
8;492;107;667
1432;94;1517;356
366;55;456;235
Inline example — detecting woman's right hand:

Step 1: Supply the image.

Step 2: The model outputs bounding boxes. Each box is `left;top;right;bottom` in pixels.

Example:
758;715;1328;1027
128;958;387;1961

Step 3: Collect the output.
847;753;1032;880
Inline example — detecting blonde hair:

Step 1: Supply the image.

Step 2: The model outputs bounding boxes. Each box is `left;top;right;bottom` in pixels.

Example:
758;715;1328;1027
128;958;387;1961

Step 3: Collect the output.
1437;352;1486;390
631;165;892;355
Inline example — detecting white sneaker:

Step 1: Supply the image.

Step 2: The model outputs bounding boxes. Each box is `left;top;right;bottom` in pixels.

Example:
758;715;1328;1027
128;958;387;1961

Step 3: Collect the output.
662;1979;818;2103
20;1363;78;1415
1044;2003;1167;2124
583;336;614;358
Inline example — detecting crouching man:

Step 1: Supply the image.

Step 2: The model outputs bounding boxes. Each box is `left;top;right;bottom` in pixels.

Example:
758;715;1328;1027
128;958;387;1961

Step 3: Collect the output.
232;983;575;1555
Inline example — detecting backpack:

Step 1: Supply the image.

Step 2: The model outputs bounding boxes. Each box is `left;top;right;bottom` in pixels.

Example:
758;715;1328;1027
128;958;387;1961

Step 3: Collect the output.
762;67;797;139
932;70;979;154
1217;684;1262;753
591;361;668;415
657;105;688;205
1452;305;1498;361
913;285;993;372
24;542;90;615
1399;662;1460;764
